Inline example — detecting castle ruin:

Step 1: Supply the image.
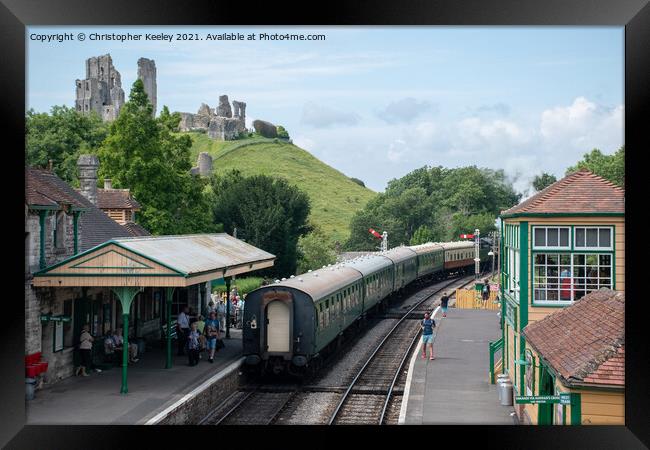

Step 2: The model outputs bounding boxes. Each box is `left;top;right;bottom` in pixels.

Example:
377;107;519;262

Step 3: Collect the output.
179;95;247;140
75;54;157;121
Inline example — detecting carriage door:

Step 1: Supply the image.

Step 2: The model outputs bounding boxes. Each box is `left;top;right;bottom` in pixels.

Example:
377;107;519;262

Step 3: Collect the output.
266;300;291;353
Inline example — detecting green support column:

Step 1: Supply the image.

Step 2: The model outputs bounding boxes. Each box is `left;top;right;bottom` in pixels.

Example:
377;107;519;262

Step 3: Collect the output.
570;393;582;425
165;287;175;369
39;210;47;270
225;276;231;339
519;222;529;391
112;286;141;394
500;219;506;372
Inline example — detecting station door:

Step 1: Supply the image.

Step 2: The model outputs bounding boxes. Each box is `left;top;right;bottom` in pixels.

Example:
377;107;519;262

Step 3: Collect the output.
266;300;290;352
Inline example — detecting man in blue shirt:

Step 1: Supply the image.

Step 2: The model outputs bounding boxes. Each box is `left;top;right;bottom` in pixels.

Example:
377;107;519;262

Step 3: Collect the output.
421;312;436;360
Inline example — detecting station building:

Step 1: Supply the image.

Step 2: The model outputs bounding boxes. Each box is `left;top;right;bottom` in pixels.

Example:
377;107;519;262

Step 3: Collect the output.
25;160;214;386
498;169;624;424
522;288;624;425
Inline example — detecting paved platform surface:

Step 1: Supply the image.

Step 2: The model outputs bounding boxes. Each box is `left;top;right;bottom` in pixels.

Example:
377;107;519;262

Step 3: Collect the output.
26;329;243;425
401;308;516;425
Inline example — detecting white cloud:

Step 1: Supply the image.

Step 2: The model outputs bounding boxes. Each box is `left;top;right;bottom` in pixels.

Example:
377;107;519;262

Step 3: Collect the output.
377;97;434;123
300;101;360;128
540;96;623;152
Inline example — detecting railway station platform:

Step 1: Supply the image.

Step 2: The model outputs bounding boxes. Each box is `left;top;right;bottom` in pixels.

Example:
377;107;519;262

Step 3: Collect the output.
26;330;243;425
399;308;516;425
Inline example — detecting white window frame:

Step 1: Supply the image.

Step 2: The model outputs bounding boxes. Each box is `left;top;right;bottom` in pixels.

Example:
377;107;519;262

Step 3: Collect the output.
532;226;571;250
573;226;614;251
532;252;613;305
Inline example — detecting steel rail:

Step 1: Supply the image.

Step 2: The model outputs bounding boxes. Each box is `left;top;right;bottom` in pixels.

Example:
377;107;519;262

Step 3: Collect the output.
328;275;470;425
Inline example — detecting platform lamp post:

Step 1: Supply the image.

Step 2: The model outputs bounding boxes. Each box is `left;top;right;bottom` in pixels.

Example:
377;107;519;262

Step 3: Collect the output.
111;286;142;394
488;251;495;276
165;287;175;369
225;276;232;339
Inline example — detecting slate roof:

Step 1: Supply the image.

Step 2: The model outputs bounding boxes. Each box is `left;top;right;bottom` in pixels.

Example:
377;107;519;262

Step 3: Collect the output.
522;288;624;388
501;169;624;216
96;188;141;210
26;167;88;209
26;167;132;251
122;221;151;237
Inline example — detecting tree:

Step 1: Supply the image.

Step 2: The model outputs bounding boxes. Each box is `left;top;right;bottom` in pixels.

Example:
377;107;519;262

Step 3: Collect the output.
211;170;311;277
276;125;290;139
566;147;624;186
344;165;520;250
297;224;337;274
98;79;215;234
532;173;557;191
26;105;108;184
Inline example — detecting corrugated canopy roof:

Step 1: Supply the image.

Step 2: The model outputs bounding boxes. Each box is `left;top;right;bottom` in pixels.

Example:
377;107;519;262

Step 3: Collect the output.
33;233;276;288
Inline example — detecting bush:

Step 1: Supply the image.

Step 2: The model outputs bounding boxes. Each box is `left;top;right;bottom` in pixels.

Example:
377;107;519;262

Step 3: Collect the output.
350;177;365;187
276;125;290;139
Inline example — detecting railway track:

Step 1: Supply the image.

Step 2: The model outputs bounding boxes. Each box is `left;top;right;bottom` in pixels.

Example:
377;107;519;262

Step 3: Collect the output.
328;274;480;425
202;274;476;425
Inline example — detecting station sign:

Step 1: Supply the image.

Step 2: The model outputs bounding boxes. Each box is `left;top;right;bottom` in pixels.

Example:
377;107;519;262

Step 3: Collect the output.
40;314;71;322
515;393;571;405
459;234;475;239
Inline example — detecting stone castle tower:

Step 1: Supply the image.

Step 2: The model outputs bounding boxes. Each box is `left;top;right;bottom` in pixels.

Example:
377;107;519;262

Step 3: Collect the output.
179;95;247;141
75;54;125;121
76;54;157;121
137;57;157;116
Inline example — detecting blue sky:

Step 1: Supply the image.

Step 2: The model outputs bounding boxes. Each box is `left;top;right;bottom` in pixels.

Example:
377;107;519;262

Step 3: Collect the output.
27;26;623;193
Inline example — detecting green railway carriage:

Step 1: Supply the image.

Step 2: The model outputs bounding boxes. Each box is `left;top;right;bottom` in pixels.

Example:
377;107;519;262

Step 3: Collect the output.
243;239;488;375
410;243;445;278
341;255;395;311
383;246;418;290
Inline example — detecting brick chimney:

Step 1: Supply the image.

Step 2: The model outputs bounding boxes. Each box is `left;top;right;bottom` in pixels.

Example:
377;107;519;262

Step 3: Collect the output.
77;154;100;206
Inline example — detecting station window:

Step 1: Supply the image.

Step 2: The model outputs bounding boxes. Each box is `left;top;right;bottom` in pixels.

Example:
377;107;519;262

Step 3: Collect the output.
533;226;570;250
533;252;612;304
574;227;613;250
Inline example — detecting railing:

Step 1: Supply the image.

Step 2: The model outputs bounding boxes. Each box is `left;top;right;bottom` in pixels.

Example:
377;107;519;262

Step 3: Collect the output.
488;337;504;384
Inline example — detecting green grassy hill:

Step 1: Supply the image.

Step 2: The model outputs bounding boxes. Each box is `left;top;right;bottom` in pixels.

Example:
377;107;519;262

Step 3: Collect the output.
185;132;376;245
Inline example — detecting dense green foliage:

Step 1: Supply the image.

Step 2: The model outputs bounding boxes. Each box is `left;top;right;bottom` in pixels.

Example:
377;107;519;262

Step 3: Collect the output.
345;166;520;250
26;106;108;185
297;224;337;274
210;170;311;277
98;80;216;235
532;172;557;191
566;146;624;187
212;277;264;296
185;132;376;245
276;125;290;139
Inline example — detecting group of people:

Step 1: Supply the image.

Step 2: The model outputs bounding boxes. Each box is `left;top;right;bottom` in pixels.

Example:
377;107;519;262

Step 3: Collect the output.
75;324;139;377
176;307;224;366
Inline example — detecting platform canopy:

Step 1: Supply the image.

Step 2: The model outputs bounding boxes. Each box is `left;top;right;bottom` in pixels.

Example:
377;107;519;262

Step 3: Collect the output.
33;233;276;288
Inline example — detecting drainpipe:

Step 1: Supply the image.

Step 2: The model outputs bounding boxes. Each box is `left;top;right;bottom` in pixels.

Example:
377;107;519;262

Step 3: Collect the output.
73;211;80;254
39;210;47;270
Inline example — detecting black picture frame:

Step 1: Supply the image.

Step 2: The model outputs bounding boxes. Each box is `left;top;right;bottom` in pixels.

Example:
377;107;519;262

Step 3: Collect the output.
5;0;648;447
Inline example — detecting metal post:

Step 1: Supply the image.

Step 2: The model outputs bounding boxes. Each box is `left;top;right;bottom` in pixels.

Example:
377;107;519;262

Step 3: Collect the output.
112;286;140;394
474;228;480;279
165;287;174;369
225;276;231;339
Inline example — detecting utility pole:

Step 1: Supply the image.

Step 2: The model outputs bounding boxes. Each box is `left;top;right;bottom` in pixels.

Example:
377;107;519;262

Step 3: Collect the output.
474;228;480;279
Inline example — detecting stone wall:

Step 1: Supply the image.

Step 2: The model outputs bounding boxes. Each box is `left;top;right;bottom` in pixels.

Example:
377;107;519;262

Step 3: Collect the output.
178;95;246;141
75;54;125;122
137;58;157;116
153;358;244;424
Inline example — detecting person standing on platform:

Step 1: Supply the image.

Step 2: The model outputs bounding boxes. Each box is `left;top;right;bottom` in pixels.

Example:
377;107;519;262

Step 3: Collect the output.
187;322;201;366
113;328;139;363
77;324;93;376
482;279;490;302
216;298;226;331
204;311;221;363
177;306;190;356
421;312;436;360
440;292;450;317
